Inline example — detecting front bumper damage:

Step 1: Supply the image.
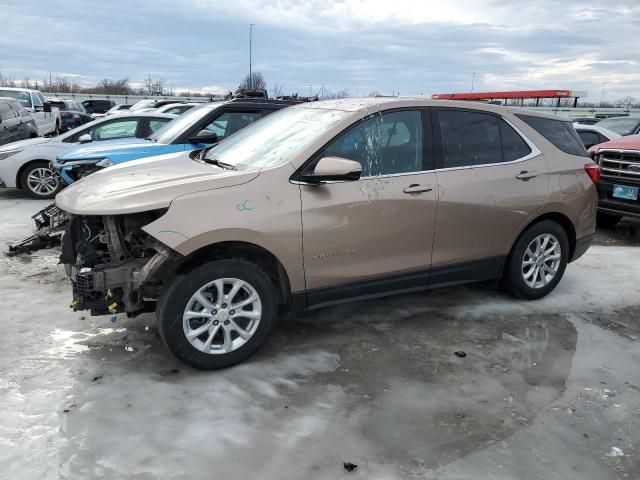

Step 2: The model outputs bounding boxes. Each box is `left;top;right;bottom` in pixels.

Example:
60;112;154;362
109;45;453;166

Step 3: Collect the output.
61;211;179;316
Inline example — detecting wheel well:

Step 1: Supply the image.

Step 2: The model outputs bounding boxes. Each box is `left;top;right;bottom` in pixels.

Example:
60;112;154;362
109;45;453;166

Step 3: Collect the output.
516;212;576;259
15;159;50;189
175;241;292;305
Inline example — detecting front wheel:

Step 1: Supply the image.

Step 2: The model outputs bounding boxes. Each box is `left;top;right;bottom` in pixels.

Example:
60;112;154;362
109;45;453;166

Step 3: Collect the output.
502;220;569;300
157;259;277;370
20;161;63;199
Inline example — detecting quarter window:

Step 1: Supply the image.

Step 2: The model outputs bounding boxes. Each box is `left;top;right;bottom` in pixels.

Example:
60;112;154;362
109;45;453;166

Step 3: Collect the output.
516;114;587;157
149;118;171;134
318;110;424;176
0;102;16;121
437;110;501;168
499;119;532;161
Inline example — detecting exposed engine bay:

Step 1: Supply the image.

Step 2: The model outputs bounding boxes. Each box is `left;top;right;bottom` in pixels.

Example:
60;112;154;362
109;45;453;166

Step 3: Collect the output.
60;209;180;316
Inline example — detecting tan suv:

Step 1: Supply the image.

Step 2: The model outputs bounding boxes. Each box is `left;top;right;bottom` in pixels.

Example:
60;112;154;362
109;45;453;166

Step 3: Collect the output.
56;98;599;369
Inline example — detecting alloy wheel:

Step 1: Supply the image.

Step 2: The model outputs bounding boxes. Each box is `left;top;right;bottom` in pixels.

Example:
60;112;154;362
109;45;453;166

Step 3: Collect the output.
521;233;562;289
182;278;262;355
27;167;59;196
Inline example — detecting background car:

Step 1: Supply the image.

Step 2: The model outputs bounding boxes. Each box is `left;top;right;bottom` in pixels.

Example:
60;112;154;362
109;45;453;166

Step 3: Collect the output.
588;134;640;228
93;104;132;118
0;87;60;136
128;99;183;112
596;116;640;136
0;97;38;146
81;99;115;114
572;117;602;125
0;112;175;198
573;123;621;149
47;98;94;132
55;98;299;184
150;103;199;115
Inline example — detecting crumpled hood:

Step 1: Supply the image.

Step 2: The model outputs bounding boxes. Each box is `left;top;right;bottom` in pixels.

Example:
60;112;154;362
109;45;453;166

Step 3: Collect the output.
57;138;161;162
0;136;51;151
55;152;259;215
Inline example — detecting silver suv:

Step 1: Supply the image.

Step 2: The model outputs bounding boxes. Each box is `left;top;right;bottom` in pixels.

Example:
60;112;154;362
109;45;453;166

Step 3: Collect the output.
56;98;599;369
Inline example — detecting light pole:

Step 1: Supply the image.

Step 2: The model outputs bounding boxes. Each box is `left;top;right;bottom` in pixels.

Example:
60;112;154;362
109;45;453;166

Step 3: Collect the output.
471;72;476;92
249;24;255;90
600;81;607;107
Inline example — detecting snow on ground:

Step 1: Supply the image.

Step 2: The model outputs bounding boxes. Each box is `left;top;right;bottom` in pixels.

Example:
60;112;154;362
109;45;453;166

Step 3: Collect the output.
0;188;639;479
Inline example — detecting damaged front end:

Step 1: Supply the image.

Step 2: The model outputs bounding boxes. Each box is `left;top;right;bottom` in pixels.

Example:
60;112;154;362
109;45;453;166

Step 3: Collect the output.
60;209;180;316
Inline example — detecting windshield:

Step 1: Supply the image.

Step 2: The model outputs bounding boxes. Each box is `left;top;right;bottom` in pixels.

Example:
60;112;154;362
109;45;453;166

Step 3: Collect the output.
0;90;32;108
148;104;220;144
202;106;349;170
597;117;640;136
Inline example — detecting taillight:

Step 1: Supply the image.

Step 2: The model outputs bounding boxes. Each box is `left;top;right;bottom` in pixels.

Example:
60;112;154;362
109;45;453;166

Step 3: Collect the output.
584;163;600;184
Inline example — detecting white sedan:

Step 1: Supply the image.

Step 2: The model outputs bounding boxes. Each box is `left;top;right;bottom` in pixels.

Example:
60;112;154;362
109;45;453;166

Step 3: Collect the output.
0;112;175;199
573;123;621;150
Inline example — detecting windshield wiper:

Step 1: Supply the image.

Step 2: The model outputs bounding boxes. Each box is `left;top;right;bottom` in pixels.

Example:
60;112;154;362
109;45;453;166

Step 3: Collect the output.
202;157;236;170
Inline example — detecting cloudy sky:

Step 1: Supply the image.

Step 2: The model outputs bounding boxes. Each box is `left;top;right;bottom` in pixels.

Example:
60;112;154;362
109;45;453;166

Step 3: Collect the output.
1;0;639;102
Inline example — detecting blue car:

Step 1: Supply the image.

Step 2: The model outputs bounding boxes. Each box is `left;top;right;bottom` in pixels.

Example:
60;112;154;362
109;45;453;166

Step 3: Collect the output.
54;99;297;184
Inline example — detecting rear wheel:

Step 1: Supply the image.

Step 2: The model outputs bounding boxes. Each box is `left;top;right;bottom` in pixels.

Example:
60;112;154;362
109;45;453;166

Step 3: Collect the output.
596;212;621;229
502;220;569;300
157;258;277;370
20;161;63;199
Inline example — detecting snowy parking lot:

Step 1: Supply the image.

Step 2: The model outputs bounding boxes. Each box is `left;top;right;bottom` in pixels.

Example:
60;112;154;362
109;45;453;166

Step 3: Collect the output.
0;188;639;480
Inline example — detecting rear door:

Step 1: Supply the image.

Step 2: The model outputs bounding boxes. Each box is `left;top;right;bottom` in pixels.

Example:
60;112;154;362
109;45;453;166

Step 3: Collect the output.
299;109;438;306
430;108;549;282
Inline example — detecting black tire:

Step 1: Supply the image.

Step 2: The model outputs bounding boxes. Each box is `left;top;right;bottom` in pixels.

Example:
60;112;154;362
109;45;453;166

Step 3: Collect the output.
502;220;570;300
596;212;621;229
19;161;63;199
157;258;277;370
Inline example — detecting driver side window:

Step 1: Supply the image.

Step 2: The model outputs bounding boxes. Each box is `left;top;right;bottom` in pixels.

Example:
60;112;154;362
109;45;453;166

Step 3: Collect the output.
91;120;138;140
318;110;424;177
198;111;263;140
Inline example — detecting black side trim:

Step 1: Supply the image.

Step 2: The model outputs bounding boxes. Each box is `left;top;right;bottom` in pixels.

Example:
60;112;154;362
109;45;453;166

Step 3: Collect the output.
429;256;506;289
298;255;507;312
307;270;430;310
570;234;594;263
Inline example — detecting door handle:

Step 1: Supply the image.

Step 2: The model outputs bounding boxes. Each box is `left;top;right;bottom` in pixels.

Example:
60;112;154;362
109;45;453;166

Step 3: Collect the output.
403;184;433;194
515;170;538;180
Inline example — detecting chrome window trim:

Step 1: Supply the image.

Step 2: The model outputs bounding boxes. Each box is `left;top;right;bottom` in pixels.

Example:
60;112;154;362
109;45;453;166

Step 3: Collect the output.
436;115;542;173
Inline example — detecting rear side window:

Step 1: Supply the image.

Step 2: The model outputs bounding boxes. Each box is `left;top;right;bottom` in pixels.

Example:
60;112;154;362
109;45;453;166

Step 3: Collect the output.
437;110;502;168
516;114;587;157
499;119;532;161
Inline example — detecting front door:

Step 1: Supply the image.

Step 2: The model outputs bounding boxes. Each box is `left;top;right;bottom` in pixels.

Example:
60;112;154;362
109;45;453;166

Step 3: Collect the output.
300;109;438;307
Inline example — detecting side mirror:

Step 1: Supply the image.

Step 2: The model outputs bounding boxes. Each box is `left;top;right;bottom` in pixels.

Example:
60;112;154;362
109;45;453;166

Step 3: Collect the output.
43;101;52;113
188;132;218;144
78;134;92;143
301;156;362;183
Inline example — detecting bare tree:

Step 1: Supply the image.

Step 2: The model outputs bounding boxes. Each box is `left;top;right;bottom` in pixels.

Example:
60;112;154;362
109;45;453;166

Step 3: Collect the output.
614;96;636;108
272;82;284;98
238;72;266;91
0;71;16;87
323;89;350;99
143;74;165;95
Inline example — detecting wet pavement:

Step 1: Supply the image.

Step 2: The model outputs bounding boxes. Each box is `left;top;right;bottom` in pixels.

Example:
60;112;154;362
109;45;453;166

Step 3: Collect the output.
0;189;639;479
